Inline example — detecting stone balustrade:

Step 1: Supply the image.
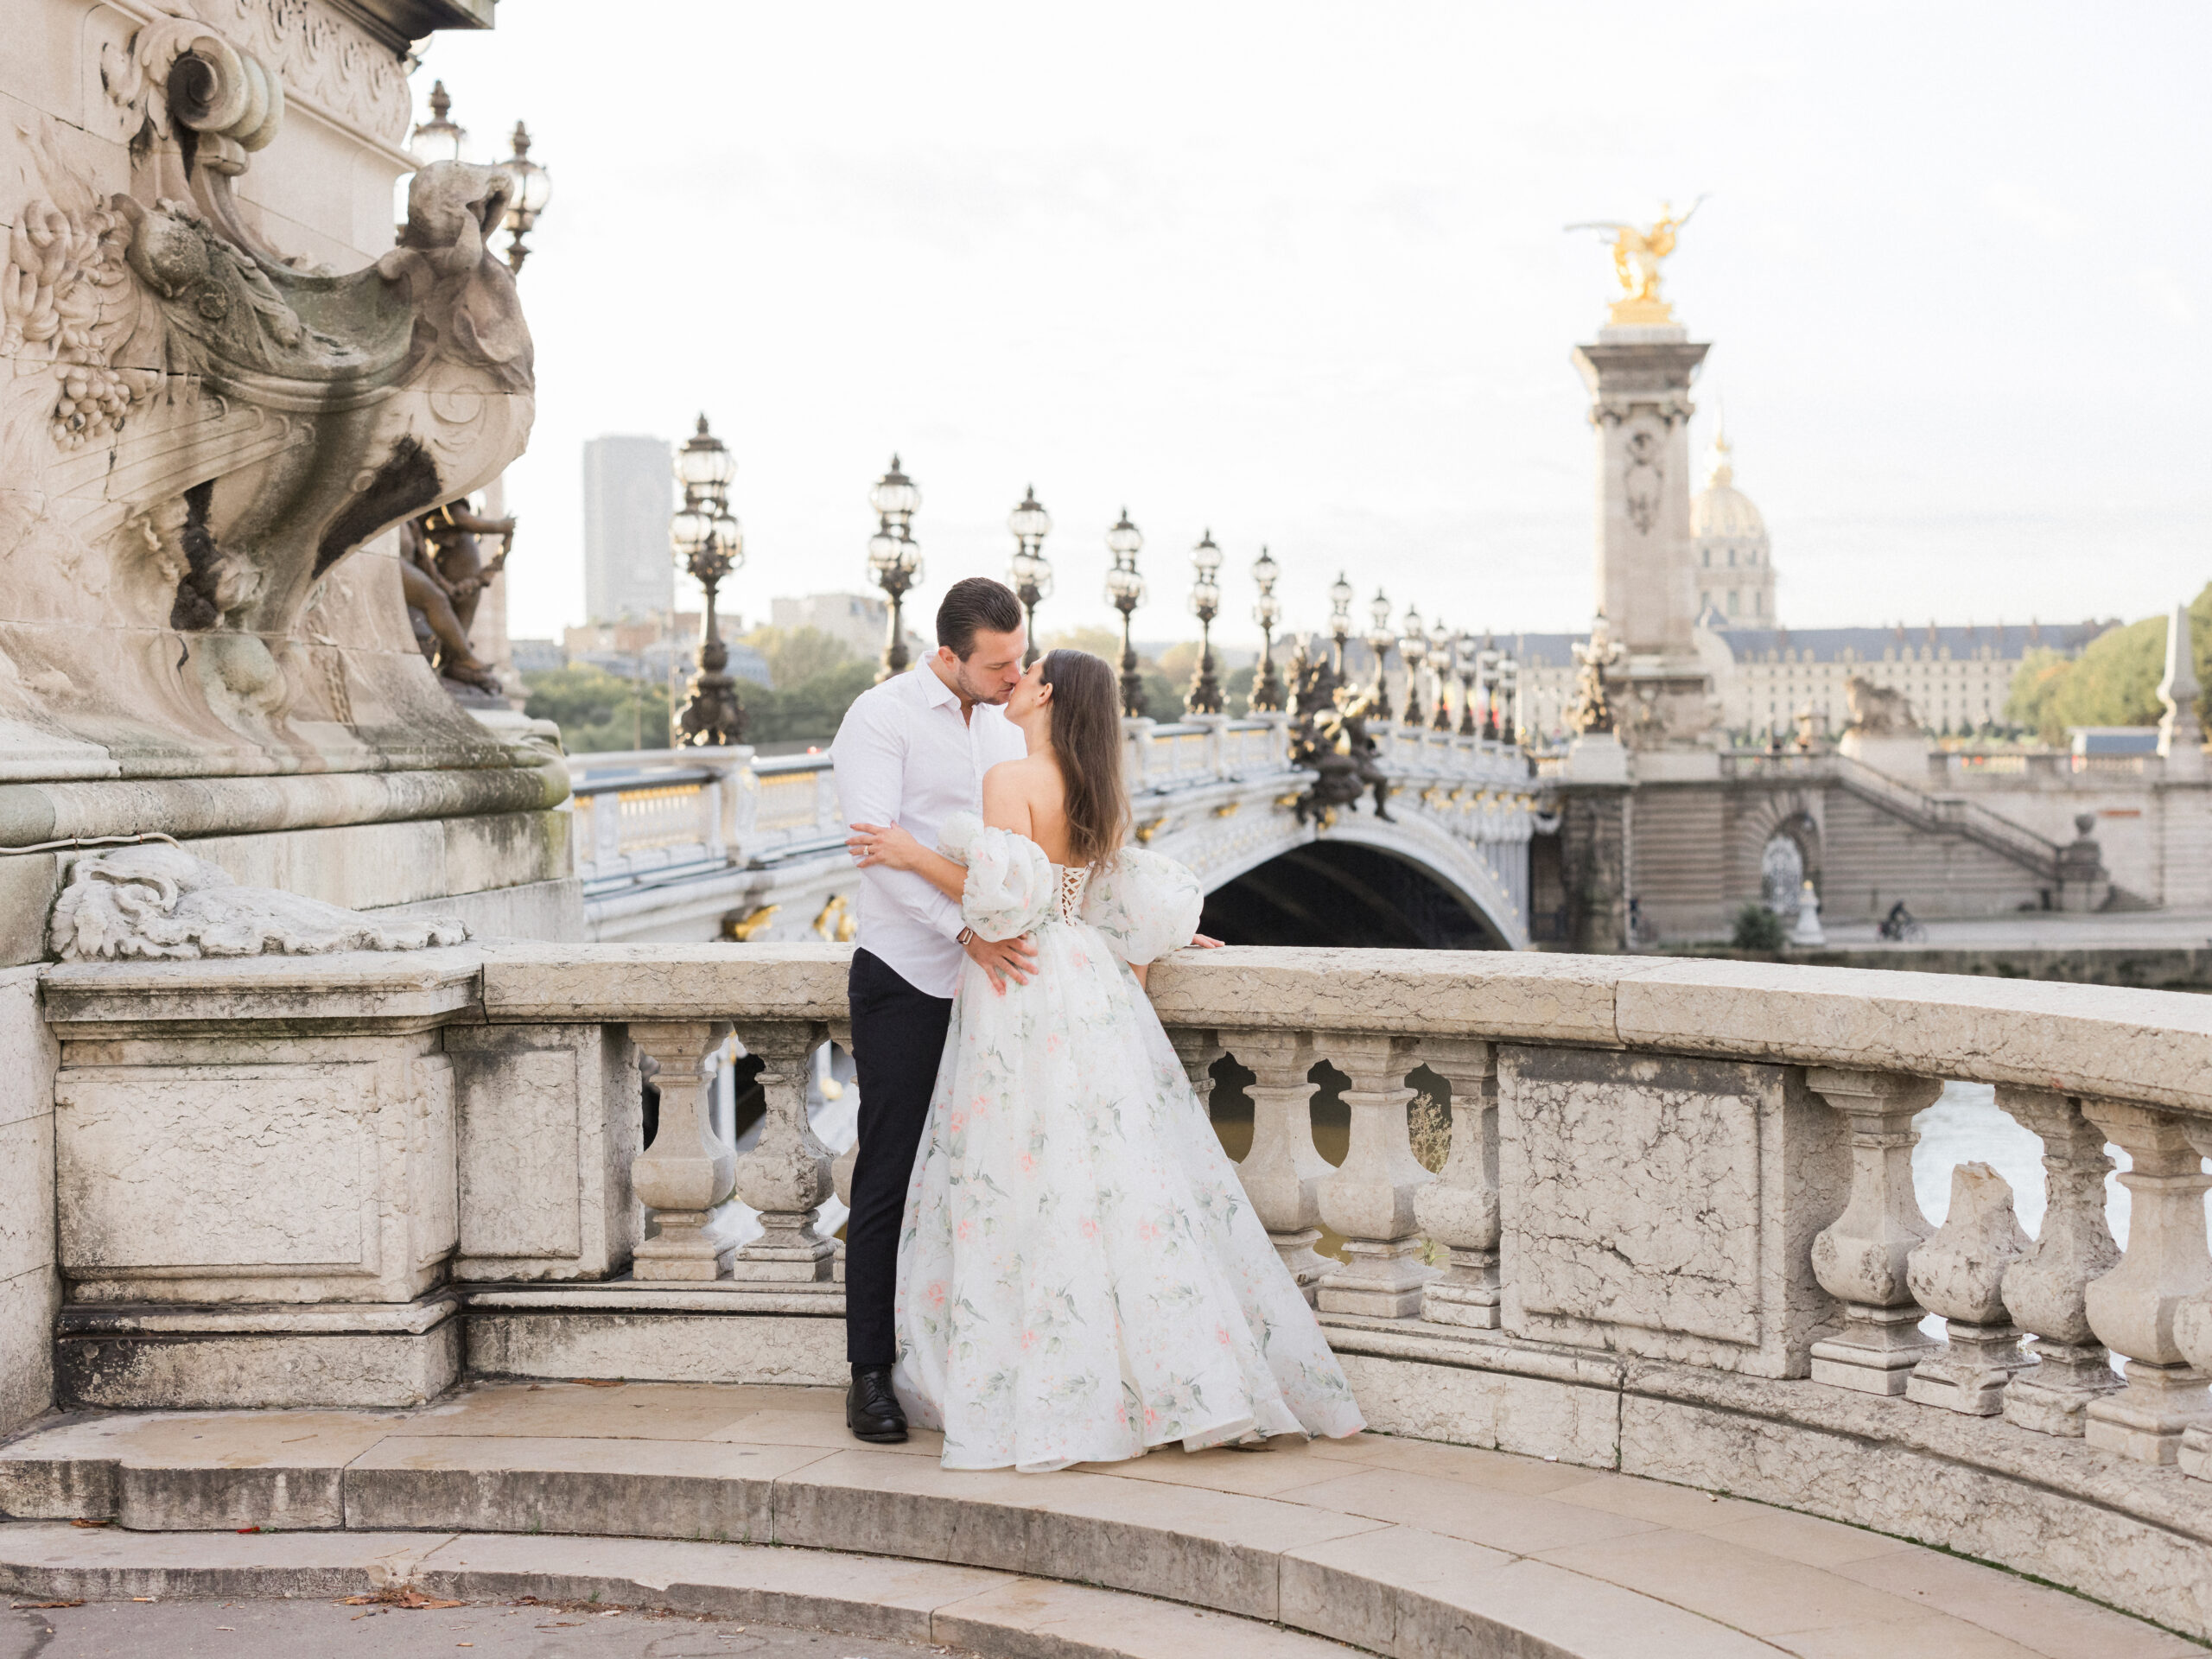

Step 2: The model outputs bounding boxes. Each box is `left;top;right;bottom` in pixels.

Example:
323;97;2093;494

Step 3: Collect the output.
29;945;2212;1637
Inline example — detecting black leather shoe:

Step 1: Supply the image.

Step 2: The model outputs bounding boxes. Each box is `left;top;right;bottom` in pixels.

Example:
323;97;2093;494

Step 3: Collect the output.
847;1365;908;1443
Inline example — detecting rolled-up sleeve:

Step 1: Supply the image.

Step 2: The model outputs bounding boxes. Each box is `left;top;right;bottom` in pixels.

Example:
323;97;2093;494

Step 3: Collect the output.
831;697;966;944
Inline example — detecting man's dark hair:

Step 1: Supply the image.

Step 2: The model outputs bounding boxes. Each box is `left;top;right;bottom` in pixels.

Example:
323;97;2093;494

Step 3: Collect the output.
936;577;1025;658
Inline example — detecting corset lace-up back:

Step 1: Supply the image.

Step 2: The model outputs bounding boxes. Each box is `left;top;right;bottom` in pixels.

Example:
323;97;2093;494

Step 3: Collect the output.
1054;864;1090;925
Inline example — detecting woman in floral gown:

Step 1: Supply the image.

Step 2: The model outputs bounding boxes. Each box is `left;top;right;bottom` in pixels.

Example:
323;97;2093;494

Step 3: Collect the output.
847;648;1364;1472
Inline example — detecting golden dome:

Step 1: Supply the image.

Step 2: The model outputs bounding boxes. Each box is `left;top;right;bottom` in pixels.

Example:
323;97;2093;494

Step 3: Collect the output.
1691;430;1768;546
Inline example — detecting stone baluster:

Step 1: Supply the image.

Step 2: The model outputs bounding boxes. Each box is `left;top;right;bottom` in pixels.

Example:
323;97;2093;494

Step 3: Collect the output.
629;1020;738;1281
827;1020;856;1286
2080;1099;2212;1463
1226;1029;1333;1299
1807;1068;1943;1394
1168;1026;1224;1113
1414;1038;1499;1329
1317;1033;1434;1318
728;1020;836;1282
1904;1162;2032;1413
1995;1085;2123;1435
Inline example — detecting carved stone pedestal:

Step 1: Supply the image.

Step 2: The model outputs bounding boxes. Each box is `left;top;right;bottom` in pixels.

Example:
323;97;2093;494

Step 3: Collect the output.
728;1022;836;1284
1807;1069;1943;1395
1316;1035;1433;1319
2085;1362;2212;1465
1904;1321;2032;1415
2005;1343;2122;1437
630;1022;738;1282
1414;1039;1498;1330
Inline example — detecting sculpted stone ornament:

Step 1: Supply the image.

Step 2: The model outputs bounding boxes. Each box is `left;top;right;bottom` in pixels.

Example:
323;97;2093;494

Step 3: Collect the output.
1566;613;1627;736
1843;677;1916;738
50;842;466;961
0;16;534;785
1567;197;1706;328
1287;640;1390;825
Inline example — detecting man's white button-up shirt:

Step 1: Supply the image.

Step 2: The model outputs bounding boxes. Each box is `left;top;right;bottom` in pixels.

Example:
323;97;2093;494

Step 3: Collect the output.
829;663;1028;997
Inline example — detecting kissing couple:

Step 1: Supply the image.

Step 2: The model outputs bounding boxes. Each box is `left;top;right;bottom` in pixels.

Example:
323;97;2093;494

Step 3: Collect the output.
830;575;1364;1473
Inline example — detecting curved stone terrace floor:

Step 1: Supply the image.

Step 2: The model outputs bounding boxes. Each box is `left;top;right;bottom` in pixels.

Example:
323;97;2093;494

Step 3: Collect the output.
0;1382;2199;1659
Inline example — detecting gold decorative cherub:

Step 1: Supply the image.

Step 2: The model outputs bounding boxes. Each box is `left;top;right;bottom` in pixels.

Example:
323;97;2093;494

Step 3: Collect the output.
1567;197;1707;326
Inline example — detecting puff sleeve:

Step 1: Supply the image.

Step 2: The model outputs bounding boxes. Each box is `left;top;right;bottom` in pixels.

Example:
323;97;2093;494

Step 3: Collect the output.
1080;846;1204;966
938;810;1056;942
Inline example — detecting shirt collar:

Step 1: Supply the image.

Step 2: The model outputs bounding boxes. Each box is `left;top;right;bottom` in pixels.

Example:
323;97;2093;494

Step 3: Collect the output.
917;661;961;711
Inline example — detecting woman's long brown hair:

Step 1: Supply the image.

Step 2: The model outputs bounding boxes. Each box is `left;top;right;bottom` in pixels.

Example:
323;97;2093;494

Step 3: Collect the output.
1039;648;1128;868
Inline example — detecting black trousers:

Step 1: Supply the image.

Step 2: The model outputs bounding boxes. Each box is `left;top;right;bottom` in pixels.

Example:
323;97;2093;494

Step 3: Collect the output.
844;947;953;1366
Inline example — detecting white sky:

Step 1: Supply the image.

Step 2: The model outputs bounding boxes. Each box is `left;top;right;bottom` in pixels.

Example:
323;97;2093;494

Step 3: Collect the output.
416;2;2210;649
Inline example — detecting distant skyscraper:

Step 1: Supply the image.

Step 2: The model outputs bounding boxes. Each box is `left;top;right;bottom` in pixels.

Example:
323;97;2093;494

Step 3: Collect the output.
582;435;675;622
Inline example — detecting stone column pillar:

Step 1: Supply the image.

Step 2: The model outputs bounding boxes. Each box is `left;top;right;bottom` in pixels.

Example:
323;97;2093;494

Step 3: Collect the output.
1807;1068;1943;1394
629;1020;737;1281
1316;1033;1433;1318
2081;1099;2212;1463
729;1020;836;1282
1904;1162;2031;1414
1414;1038;1499;1329
1570;327;1714;746
1560;785;1630;953
1228;1030;1333;1298
1995;1086;2123;1435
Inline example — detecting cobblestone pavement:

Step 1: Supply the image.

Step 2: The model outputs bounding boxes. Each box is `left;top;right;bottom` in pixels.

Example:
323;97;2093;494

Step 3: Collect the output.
0;1595;971;1658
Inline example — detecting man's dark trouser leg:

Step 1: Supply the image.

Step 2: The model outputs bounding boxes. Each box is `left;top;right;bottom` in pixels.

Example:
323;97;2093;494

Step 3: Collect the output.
844;948;953;1366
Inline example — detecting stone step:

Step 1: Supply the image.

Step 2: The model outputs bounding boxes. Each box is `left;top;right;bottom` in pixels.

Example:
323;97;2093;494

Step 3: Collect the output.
1;1382;2196;1659
0;1522;1353;1659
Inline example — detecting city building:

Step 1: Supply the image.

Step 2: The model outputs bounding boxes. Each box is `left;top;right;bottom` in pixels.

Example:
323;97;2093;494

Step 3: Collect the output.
771;592;893;658
582;435;675;622
1691;430;1773;624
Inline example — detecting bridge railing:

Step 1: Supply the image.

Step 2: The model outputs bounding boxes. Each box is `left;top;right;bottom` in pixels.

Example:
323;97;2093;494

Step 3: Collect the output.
569;747;841;893
35;946;2212;1634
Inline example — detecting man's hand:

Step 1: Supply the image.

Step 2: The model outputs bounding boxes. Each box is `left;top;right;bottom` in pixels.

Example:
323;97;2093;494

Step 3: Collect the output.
965;930;1037;994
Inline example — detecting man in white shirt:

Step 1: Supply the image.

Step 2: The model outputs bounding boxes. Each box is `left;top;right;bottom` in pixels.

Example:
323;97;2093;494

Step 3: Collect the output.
830;576;1036;1443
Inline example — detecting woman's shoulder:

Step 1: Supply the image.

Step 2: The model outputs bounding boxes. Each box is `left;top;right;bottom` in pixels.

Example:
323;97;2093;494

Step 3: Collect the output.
983;753;1057;796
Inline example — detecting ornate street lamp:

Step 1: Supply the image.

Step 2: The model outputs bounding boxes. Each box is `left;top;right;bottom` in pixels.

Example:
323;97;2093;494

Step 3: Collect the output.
1497;651;1522;745
1006;485;1052;665
1185;529;1225;716
670;413;746;747
1328;571;1355;675
866;455;923;681
1364;588;1395;693
498;120;552;273
1455;626;1481;736
1248;544;1285;713
1104;508;1146;717
1429;617;1457;731
409;80;466;166
1478;632;1503;740
1397;603;1428;725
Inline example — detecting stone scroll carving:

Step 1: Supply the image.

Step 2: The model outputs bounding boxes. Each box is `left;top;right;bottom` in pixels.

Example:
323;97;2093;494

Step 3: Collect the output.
49;843;466;961
0;13;532;770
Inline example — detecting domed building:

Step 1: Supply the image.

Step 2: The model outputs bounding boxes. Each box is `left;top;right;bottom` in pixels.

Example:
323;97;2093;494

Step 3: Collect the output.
1691;429;1773;624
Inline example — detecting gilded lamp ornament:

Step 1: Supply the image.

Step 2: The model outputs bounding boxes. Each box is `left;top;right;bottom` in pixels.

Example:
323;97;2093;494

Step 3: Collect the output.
1567;196;1707;327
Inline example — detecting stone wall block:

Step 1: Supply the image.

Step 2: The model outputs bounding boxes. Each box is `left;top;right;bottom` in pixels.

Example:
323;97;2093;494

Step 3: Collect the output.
449;1023;637;1282
1805;1067;1943;1394
627;1020;736;1282
1500;1047;1845;1376
1904;1162;2032;1414
1315;1033;1433;1319
2079;1098;2212;1464
1994;1085;2124;1436
1221;1028;1332;1298
1414;1038;1500;1328
728;1020;835;1284
55;1038;456;1306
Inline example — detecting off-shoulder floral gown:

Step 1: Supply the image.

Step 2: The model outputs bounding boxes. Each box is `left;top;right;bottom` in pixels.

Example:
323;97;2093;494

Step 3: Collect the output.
891;812;1365;1471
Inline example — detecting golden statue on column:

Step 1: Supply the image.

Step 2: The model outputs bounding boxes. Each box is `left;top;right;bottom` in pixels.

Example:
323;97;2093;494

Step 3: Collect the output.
1567;197;1707;327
